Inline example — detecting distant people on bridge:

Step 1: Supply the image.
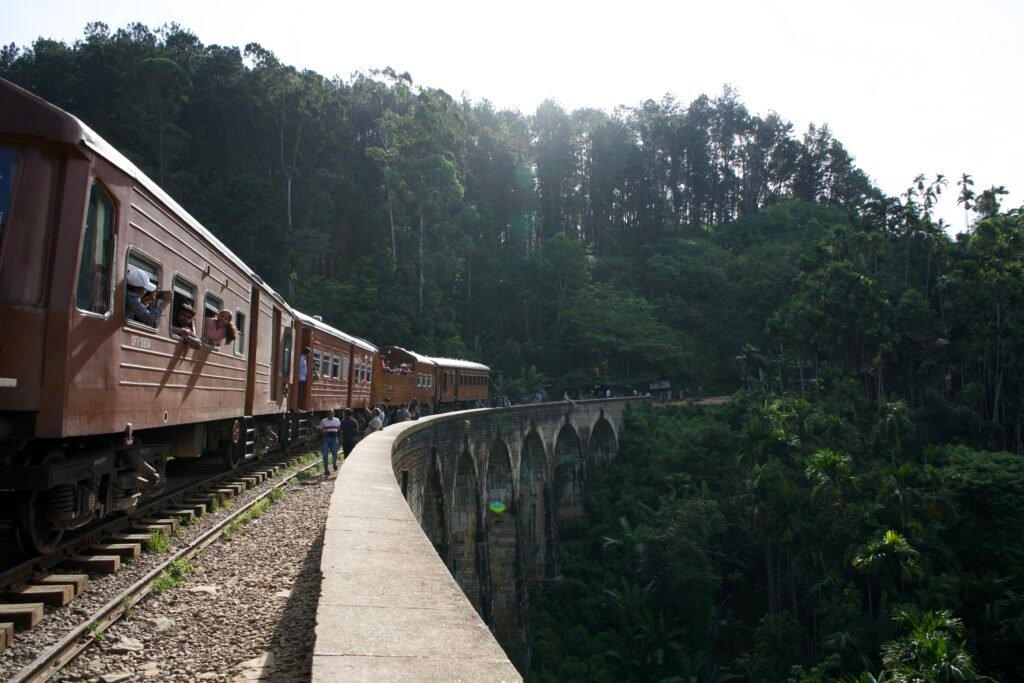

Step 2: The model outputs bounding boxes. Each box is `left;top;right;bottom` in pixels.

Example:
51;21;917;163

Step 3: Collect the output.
319;409;341;478
125;269;171;327
377;401;390;427
393;404;411;423
340;408;360;459
203;310;238;348
408;399;420;420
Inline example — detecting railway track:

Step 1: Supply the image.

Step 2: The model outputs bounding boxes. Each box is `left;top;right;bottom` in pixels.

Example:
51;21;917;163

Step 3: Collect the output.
0;441;323;681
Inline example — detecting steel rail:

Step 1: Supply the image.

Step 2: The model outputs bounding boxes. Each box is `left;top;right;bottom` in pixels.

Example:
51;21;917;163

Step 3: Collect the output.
8;450;322;683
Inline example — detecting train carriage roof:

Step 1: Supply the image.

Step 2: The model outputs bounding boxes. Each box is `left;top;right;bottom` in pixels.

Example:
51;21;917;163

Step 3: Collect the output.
294;311;377;353
384;346;437;368
429;357;490;372
381;346;488;372
0;77;290;309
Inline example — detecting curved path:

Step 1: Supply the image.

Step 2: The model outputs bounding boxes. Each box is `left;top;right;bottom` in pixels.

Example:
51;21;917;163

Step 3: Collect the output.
313;411;521;682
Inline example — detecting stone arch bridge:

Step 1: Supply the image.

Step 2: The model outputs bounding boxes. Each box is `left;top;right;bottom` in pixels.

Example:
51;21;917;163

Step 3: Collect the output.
312;398;645;681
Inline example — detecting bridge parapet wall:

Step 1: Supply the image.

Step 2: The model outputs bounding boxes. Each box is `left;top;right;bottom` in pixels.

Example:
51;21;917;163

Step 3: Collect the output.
313;398;644;681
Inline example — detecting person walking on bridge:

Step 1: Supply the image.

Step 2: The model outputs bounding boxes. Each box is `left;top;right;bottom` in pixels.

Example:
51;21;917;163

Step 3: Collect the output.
319;409;341;478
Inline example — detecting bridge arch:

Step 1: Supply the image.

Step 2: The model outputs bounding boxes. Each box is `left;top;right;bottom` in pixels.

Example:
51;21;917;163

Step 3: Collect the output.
485;439;519;649
589;415;618;464
451;449;483;615
553;421;585;526
421;446;448;558
517;427;548;580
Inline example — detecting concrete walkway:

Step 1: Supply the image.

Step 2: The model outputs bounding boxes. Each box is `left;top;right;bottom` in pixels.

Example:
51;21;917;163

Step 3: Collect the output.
312;416;521;682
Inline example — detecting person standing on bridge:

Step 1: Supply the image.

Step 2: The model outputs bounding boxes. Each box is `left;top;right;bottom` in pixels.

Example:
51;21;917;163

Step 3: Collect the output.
340;408;360;460
319;409;341;477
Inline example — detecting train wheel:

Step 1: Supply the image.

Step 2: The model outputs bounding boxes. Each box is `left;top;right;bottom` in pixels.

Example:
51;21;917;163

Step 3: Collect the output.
228;418;245;470
14;450;67;555
14;490;64;555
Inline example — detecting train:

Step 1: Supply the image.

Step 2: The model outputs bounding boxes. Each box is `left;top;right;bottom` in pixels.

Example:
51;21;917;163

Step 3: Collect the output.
0;77;489;555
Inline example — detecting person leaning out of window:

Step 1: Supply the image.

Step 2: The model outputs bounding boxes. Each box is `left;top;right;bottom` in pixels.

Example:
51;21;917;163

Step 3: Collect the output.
172;303;202;349
203;310;238;348
125;269;171;326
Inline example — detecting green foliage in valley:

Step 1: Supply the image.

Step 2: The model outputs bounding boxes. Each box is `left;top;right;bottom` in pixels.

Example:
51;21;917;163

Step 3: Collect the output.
530;400;1024;682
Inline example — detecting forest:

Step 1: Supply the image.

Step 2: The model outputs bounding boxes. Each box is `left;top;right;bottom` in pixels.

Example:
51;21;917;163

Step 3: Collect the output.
2;22;1023;681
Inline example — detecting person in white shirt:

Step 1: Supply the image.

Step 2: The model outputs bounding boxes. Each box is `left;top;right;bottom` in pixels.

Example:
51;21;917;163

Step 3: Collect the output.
319;409;341;477
364;408;384;435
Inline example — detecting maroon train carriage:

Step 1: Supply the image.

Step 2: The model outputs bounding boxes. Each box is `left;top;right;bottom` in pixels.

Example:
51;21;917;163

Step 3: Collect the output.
370;346;438;411
291;311;378;415
434;357;490;407
0;78;298;554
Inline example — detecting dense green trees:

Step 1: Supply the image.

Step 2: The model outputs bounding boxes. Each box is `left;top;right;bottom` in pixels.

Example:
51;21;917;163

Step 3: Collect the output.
530;400;1023;682
4;25;1023;679
0;22;904;391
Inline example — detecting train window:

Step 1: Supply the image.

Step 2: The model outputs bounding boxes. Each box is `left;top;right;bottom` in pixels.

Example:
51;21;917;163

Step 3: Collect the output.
169;275;197;340
0;146;17;240
76;181;115;315
124;251;161;328
313;350;322;377
365;361;373;384
331;356;341;379
280;331;292;378
342;356;350;382
234;310;246;356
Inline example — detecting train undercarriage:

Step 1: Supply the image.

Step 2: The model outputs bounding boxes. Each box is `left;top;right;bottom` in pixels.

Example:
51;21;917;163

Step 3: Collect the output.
0;412;298;556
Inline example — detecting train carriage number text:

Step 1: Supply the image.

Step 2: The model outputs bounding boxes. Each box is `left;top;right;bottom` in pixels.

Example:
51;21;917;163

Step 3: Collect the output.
129;335;152;350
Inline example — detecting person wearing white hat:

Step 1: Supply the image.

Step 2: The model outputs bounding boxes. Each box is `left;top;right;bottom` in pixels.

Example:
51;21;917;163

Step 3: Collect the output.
125;269;171;326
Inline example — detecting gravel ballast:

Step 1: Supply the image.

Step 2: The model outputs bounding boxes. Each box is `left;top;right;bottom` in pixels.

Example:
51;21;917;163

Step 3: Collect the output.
0;456;333;683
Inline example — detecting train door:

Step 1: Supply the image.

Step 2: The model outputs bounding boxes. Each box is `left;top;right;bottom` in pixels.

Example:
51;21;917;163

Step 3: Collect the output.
244;287;260;415
279;317;293;405
270;308;281;402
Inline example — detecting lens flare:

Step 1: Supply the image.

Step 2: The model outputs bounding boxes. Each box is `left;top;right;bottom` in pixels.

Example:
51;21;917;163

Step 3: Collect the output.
488;501;507;514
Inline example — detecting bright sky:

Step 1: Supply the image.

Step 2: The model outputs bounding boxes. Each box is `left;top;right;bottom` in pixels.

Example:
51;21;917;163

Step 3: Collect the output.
6;0;1022;232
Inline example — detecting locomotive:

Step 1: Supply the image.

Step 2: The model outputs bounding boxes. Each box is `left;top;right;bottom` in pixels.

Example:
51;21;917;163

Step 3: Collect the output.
0;78;488;555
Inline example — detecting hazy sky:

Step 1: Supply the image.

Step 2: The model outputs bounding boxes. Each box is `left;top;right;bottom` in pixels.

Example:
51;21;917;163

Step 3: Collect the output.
6;0;1022;231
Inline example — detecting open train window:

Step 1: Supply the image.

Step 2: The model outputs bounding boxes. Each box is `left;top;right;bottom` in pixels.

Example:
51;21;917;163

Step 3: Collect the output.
169;275;197;341
280;330;292;378
312;350;322;378
124;250;162;329
77;181;116;316
322;352;332;380
234;310;246;356
365;360;373;384
331;356;340;379
203;292;224;349
0;146;18;242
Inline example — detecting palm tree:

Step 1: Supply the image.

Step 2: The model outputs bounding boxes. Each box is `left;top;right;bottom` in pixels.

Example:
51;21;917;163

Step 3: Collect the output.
853;530;922;617
881;607;986;682
872;399;913;465
520;365;551;397
805;448;853;511
957;173;975;230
